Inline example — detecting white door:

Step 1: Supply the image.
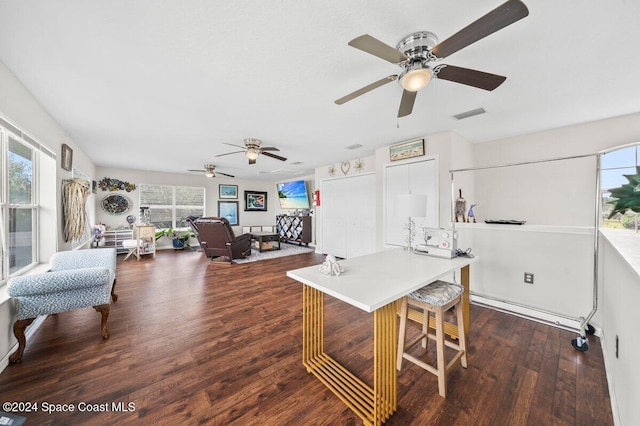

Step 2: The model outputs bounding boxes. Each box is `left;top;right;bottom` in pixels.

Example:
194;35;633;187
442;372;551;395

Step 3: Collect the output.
384;158;438;248
322;173;376;258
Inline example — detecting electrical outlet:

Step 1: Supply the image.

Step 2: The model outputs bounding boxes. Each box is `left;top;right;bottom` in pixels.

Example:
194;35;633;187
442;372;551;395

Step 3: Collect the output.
524;272;534;284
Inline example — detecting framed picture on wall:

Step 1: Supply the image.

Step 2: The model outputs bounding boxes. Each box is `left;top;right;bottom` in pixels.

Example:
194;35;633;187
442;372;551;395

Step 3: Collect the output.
218;201;239;226
244;191;267;211
61;143;73;171
389;138;425;162
219;184;238;199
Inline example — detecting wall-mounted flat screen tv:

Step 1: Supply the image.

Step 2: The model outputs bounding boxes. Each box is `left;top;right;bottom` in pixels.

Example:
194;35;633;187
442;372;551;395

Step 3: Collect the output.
277;180;310;209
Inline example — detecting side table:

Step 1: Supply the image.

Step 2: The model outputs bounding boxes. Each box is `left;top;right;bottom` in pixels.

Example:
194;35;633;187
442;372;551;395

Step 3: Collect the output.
250;232;281;253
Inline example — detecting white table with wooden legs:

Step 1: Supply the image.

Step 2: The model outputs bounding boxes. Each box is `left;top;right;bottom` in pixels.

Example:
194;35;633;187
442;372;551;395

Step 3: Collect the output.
287;249;477;425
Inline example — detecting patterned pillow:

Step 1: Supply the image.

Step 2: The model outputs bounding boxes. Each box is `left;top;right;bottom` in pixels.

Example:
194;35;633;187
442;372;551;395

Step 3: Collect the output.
408;280;463;306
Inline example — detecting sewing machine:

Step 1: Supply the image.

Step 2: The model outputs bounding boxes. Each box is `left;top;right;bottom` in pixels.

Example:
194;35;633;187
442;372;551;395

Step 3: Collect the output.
415;227;458;258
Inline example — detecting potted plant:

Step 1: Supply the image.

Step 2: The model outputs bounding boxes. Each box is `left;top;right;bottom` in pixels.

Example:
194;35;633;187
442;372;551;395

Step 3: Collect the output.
155;227;195;249
608;166;640;219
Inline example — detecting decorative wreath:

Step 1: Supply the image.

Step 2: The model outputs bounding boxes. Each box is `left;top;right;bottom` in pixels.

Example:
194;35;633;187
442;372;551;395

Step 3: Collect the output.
98;177;136;192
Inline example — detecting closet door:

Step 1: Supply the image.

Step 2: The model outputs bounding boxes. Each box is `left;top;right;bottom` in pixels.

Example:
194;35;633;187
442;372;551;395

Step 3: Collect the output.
322;178;348;258
345;173;376;258
322;173;376;258
384;158;438;248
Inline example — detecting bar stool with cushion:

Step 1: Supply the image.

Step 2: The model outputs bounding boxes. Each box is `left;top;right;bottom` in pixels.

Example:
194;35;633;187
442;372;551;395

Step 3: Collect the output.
397;280;467;397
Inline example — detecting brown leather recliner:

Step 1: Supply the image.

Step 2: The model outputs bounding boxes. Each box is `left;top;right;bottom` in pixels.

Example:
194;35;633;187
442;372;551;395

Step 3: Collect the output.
187;217;252;262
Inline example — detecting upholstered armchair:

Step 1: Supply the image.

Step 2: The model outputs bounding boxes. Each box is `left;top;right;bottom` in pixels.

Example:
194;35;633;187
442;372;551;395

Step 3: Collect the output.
187;216;252;262
7;248;117;363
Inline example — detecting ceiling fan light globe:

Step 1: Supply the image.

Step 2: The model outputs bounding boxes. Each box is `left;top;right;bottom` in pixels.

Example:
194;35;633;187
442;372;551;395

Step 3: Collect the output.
401;68;432;92
205;171;215;178
246;148;260;160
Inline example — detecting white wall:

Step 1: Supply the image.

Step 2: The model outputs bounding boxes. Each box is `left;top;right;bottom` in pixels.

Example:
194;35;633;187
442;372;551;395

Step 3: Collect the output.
599;231;640;426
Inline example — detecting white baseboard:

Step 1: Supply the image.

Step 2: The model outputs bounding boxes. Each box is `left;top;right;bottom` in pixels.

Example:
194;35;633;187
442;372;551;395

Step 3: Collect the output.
471;294;585;333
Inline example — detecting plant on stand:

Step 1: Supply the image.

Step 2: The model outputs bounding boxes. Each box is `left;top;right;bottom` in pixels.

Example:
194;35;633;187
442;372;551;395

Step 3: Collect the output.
156;227;195;250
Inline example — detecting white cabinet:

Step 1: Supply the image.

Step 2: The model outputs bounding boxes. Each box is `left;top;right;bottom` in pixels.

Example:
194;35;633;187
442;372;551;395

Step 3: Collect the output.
321;173;376;259
101;229;133;254
384;158;439;248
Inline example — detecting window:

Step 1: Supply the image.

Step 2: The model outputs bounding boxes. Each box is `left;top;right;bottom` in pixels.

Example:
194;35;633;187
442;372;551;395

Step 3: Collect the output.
601;144;640;231
1;116;56;283
139;184;205;229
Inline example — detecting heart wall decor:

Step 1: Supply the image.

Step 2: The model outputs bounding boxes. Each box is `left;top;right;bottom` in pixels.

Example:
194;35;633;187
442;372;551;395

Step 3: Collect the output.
341;161;350;175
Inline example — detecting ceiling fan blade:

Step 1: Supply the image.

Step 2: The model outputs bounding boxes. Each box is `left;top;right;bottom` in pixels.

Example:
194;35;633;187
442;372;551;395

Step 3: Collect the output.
249;158;257;165
262;151;287;162
223;142;246;149
398;90;417;118
335;75;398;105
215;150;244;157
260;147;280;151
187;169;206;172
218;172;235;178
348;34;408;64
435;65;506;91
431;0;529;59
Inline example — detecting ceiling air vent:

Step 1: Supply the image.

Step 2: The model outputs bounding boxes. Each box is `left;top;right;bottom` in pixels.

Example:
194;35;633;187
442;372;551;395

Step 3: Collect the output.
453;107;487;120
345;144;363;150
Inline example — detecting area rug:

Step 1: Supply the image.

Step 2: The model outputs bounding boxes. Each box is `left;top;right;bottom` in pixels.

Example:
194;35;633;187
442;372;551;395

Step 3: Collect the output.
233;243;315;264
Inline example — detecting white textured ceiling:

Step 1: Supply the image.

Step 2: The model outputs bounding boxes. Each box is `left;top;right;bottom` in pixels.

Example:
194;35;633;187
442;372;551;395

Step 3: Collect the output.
1;1;639;181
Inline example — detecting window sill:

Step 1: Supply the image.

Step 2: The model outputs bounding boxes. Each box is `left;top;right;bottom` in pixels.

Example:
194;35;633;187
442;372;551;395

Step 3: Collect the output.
599;228;640;278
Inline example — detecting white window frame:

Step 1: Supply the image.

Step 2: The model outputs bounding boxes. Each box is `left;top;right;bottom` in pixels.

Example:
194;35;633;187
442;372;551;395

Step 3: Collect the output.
0;123;41;283
601;143;640;233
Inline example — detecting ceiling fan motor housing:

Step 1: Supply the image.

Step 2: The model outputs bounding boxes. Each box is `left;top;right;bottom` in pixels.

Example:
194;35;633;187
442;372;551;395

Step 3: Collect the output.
244;138;262;149
396;31;439;66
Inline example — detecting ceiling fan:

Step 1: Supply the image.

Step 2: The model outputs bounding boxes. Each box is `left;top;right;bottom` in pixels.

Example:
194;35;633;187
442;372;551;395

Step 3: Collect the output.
187;164;235;178
216;138;287;164
335;0;529;118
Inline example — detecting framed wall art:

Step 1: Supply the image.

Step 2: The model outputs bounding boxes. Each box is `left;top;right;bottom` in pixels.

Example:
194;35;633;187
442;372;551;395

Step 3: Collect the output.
244;191;267;211
219;184;238;199
61;143;73;171
218;201;239;226
389;138;425;162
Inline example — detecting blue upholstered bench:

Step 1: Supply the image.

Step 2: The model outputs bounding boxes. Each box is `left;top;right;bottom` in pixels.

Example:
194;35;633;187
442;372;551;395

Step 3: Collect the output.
7;248;117;363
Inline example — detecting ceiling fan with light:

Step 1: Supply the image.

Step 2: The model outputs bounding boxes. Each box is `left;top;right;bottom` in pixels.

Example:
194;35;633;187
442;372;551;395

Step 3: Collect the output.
187;164;235;178
335;0;529;118
216;138;287;164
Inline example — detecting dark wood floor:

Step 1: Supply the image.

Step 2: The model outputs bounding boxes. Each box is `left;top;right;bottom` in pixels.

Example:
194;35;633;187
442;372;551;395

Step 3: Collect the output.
0;249;613;425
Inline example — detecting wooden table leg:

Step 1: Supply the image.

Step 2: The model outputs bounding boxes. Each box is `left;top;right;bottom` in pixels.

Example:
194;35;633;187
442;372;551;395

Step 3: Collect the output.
461;264;470;334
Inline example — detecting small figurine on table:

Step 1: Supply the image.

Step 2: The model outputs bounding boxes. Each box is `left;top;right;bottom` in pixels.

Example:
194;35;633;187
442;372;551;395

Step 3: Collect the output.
455;189;467;223
468;204;477;223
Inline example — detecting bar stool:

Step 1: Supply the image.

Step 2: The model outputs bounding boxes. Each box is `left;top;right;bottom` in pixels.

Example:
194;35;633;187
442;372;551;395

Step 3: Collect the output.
397;280;467;397
122;239;139;261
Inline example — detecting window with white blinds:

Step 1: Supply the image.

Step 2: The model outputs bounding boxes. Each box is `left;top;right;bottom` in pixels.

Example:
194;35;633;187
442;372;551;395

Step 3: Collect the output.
139;184;205;229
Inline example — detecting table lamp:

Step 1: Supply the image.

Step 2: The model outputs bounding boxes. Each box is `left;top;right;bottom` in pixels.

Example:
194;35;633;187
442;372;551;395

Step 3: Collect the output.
397;194;427;251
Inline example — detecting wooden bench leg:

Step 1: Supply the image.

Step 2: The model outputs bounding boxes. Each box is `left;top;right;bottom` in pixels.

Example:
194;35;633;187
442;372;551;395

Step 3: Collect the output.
9;318;35;364
93;304;111;339
111;279;118;302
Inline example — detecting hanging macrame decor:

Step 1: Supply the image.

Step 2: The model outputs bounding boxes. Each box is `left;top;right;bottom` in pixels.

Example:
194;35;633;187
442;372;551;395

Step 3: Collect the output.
62;178;91;242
